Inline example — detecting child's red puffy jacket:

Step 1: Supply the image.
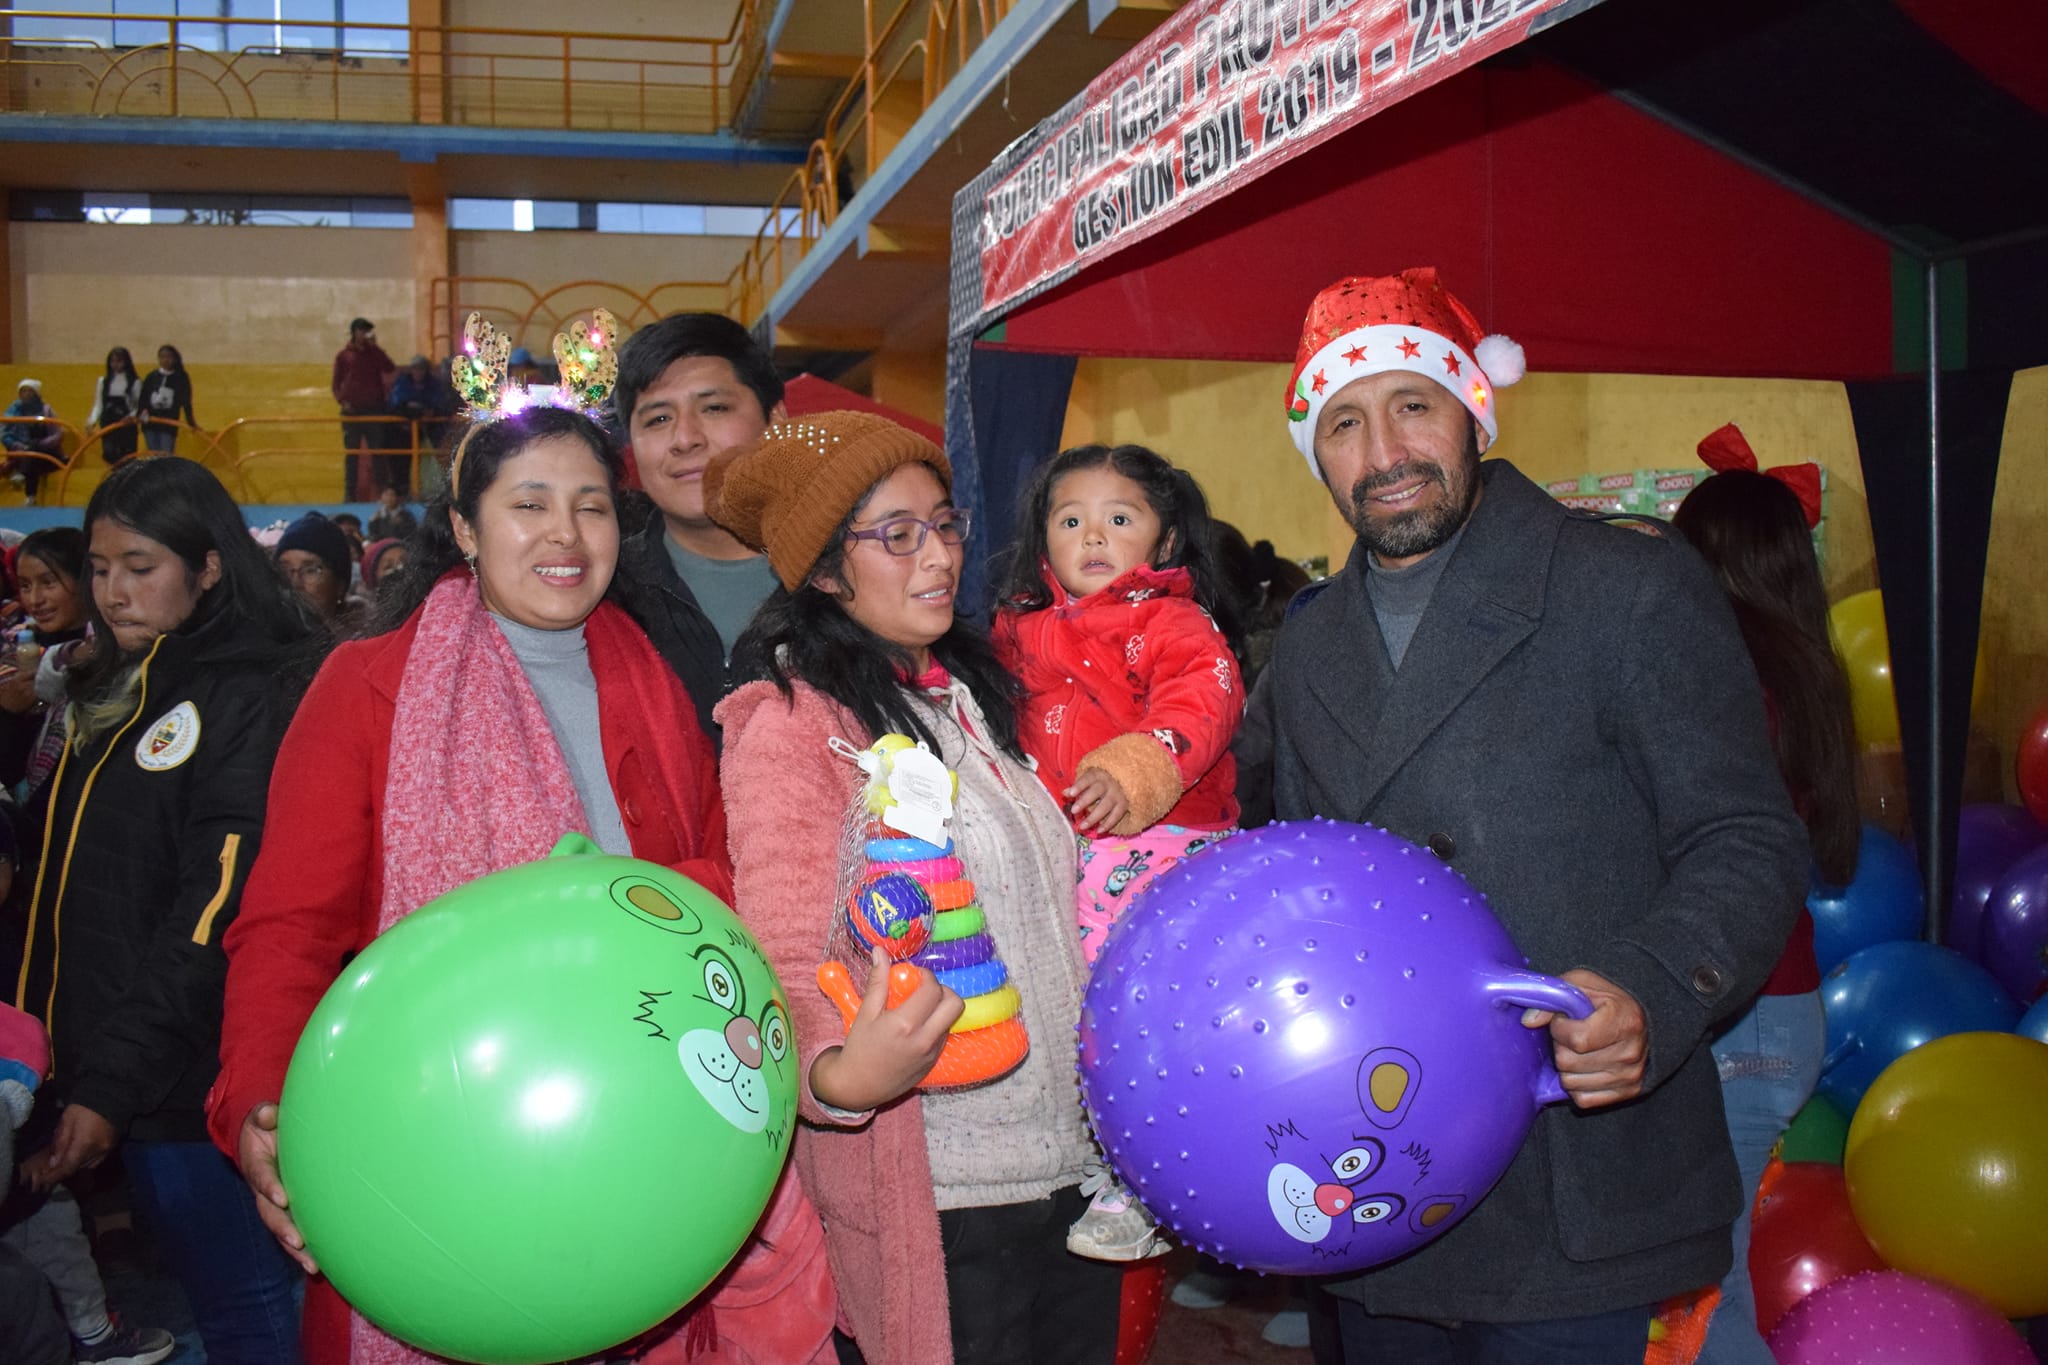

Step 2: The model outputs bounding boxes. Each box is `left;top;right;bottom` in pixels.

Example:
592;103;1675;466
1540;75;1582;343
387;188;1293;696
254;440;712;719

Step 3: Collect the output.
993;563;1242;836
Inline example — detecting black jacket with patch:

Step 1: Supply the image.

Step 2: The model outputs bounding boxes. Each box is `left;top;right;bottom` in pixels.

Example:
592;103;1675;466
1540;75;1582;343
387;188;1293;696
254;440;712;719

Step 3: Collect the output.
15;607;294;1143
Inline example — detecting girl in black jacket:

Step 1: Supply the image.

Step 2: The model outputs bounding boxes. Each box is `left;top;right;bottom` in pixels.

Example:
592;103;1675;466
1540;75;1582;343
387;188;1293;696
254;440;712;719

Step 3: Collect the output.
13;458;314;1364
88;347;143;463
136;344;195;456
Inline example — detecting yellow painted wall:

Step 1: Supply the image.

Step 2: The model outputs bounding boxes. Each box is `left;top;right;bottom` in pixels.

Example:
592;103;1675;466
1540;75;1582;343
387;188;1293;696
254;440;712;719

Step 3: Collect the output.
1061;357;1338;566
1982;365;2048;803
1062;357;1879;595
10;222;415;366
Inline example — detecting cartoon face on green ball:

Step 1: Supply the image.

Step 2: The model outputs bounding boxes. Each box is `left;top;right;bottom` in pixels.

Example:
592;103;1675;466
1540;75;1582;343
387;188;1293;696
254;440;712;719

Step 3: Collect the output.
610;876;794;1147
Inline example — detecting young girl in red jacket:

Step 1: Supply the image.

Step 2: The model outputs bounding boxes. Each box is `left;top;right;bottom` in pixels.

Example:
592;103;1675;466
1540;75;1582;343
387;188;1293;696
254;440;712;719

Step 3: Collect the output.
991;442;1245;1261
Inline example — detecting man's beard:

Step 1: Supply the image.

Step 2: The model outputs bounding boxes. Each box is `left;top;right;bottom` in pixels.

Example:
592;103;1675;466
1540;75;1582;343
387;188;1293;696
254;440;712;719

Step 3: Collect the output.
1343;424;1482;561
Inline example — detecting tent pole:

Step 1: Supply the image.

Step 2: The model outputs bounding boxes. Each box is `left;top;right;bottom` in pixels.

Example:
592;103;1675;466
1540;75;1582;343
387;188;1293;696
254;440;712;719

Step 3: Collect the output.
1923;259;1943;942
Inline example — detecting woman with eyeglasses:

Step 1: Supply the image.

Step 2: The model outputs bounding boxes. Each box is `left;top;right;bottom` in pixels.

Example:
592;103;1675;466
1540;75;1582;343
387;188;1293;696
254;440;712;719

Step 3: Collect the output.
272;511;361;635
710;412;1123;1365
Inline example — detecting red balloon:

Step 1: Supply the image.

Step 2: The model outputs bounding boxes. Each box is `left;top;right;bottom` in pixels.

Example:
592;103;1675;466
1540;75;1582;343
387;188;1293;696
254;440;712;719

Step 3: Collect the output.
2022;705;2048;828
1749;1160;1887;1336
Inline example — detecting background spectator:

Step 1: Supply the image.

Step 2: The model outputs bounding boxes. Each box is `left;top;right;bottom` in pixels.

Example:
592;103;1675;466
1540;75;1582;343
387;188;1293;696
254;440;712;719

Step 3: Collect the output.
86;348;142;464
137;345;195;456
2;382;64;503
358;537;405;598
331;318;396;501
367;487;416;541
274;511;357;633
388;354;457;480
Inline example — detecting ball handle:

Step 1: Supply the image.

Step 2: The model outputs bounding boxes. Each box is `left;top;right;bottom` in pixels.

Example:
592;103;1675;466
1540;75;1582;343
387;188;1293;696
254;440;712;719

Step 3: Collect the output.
1481;969;1594;1107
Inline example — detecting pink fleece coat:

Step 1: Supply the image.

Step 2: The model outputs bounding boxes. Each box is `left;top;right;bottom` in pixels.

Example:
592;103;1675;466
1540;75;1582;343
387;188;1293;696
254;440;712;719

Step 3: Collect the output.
715;681;953;1365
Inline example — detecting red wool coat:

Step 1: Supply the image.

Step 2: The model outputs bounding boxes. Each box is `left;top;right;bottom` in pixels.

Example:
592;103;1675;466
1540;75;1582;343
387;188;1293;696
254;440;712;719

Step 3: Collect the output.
208;603;759;1365
993;563;1243;832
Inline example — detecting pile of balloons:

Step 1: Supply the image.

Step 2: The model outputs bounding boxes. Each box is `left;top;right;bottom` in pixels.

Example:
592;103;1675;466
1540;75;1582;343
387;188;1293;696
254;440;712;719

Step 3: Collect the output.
1752;779;2048;1359
1751;1031;2048;1365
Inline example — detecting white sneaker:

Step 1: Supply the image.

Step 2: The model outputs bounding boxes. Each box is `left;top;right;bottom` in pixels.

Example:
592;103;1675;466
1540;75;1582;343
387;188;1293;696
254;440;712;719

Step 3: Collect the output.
1067;1162;1171;1261
1261;1307;1311;1348
1171;1266;1242;1309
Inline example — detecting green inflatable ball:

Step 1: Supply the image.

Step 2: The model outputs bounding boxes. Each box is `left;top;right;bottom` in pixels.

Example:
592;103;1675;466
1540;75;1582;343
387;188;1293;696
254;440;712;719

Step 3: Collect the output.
278;835;794;1365
1778;1093;1850;1165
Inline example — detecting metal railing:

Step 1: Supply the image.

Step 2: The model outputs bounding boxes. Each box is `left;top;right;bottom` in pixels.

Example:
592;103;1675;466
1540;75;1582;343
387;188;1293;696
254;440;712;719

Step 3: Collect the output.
0;5;771;133
1;416;448;508
428;276;730;362
725;0;1011;322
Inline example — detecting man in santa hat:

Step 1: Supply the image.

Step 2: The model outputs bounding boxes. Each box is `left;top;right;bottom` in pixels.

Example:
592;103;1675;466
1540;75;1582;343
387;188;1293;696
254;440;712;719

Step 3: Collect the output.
1263;269;1807;1362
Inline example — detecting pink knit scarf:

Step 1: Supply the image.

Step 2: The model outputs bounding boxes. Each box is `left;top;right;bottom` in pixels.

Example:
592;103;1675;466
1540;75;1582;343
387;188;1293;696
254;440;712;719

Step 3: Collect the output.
354;571;593;1365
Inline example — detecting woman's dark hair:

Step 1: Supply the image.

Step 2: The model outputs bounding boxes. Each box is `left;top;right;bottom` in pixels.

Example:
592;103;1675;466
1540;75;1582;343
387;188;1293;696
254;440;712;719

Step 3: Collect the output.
71;457;316;699
368;404;626;634
103;347;136;381
613;313;784;431
17;527;87;585
1211;521;1312;636
1673;469;1860;885
730;497;1024;760
996;443;1243;652
155;344;184;371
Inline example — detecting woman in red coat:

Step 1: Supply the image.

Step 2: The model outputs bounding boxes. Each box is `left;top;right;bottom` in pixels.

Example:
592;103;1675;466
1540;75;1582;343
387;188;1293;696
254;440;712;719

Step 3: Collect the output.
209;404;834;1365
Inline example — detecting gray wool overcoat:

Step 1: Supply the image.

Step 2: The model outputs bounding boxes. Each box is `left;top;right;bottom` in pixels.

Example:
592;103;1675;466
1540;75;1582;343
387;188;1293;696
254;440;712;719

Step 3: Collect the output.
1268;459;1809;1322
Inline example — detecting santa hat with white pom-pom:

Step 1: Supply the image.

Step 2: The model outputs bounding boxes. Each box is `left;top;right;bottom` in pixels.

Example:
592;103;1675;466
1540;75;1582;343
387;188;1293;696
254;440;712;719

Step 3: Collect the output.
1285;267;1525;478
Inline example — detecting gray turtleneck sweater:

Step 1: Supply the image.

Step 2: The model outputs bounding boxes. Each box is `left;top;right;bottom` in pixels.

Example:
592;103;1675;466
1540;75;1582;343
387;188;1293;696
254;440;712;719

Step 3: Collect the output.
493;613;632;856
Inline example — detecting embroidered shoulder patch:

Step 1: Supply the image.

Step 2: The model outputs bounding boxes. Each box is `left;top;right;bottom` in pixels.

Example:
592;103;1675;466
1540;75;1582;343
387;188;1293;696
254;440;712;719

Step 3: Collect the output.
136;700;201;771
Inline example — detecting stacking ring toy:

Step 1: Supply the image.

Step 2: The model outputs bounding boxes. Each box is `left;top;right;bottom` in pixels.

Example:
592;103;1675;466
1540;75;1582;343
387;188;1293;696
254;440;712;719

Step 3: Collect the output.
885;856;964;883
913;933;993;973
935;959;1009;998
865;835;953;862
930;906;985;942
951;984;1021;1033
926;878;976;911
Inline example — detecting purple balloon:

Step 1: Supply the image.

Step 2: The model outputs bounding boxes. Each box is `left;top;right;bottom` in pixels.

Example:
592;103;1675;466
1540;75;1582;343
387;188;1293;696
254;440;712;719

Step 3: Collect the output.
1076;820;1590;1276
1949;804;2048;962
1766;1270;2034;1365
1985;844;2048;1007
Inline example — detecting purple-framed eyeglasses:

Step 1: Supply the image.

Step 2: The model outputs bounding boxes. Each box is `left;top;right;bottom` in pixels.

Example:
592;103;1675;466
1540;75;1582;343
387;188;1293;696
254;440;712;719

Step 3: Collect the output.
844;508;973;556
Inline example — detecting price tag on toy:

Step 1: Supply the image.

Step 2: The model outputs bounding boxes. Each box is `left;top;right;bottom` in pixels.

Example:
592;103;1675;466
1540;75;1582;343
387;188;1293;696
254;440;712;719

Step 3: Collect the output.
882;746;954;845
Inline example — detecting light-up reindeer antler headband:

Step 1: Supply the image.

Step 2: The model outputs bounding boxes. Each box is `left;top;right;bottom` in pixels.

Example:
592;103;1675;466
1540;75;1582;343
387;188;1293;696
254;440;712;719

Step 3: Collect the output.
446;307;620;498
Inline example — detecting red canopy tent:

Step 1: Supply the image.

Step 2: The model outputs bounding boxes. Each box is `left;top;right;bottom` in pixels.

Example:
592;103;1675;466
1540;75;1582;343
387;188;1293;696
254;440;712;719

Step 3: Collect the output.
782;373;944;445
942;0;2048;924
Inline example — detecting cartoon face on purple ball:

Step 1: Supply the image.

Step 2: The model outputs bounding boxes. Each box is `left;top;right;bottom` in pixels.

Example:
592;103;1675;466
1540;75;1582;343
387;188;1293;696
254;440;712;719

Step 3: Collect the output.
1264;1047;1468;1260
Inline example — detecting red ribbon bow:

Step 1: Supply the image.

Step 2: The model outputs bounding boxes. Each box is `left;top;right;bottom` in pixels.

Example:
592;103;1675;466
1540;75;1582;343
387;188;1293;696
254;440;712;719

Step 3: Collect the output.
1696;423;1823;529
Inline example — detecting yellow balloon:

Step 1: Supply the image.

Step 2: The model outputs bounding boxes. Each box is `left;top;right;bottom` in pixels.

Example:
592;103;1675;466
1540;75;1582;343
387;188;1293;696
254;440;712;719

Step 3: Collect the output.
1844;1030;2048;1318
1829;590;1897;746
1827;589;1989;749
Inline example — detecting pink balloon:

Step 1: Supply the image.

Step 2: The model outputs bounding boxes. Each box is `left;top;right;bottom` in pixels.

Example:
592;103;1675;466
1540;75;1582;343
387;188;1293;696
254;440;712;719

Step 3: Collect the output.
1767;1270;2033;1365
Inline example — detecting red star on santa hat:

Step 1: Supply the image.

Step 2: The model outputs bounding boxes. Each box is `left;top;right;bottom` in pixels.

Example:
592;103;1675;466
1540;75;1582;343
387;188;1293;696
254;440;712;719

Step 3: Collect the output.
1442;352;1462;376
1398;336;1422;359
1311;369;1328;394
1342;344;1366;365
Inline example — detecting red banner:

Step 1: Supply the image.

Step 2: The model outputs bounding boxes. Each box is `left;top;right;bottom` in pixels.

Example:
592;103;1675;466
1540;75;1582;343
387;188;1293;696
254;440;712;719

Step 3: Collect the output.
969;0;1595;319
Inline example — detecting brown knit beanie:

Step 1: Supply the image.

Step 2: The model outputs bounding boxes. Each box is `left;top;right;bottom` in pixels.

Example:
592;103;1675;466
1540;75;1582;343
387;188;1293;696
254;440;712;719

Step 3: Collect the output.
704;410;952;591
